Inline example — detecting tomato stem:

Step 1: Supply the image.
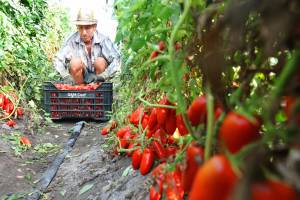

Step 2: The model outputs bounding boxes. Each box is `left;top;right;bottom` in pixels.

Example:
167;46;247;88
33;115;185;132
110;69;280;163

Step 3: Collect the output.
264;49;300;139
138;95;177;109
168;0;191;113
204;86;214;162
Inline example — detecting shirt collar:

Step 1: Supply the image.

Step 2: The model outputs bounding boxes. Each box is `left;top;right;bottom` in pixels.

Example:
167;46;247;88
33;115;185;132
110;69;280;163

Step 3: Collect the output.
75;31;101;45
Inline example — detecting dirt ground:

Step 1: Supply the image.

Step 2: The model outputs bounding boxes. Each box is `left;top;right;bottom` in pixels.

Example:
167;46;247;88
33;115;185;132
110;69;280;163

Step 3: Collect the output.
0;119;149;200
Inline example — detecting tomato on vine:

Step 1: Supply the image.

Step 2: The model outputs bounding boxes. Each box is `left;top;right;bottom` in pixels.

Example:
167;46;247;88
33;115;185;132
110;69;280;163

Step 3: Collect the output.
189;155;237;200
219;112;261;153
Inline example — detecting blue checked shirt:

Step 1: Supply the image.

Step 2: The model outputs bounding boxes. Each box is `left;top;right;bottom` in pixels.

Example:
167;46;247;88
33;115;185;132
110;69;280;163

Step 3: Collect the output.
54;31;120;79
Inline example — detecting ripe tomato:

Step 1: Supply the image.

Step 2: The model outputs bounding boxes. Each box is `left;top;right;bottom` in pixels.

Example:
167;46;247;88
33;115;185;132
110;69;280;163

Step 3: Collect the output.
132;148;143;170
116;126;131;138
157;108;168;127
154;129;168;144
149;186;161;200
219;112;261;153
151;141;167;161
164;112;177;135
165;169;184;200
121;131;133;148
181;143;204;192
148;108;158;130
140;148;155;175
283;96;300;124
150;51;159;60
130;106;144;126
6;120;16;127
101;127;108;135
0;94;5;108
20;136;31;146
142;114;149;130
174;42;182;51
251;179;297;200
158;41;165;51
187;95;207;126
176;114;188;135
189;155;237;200
16;107;23;117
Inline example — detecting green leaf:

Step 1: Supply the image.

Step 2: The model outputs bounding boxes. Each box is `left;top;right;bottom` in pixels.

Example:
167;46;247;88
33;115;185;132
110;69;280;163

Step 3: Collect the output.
79;183;94;195
130;37;146;51
122;165;133;177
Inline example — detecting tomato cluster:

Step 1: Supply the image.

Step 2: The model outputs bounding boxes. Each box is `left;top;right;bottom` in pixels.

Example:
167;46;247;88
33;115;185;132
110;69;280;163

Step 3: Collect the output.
54;83;101;90
0;92;23;127
100;92;298;200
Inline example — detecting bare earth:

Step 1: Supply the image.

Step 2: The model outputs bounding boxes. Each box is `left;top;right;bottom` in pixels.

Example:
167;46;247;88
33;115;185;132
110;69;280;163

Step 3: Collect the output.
0;120;149;200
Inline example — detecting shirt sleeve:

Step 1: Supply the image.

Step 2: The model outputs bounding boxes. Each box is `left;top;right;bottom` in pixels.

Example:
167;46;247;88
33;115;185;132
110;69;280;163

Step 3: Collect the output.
100;37;121;79
53;43;73;78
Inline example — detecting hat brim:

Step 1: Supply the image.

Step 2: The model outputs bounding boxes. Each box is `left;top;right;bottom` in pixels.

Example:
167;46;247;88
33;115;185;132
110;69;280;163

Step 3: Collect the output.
74;20;97;25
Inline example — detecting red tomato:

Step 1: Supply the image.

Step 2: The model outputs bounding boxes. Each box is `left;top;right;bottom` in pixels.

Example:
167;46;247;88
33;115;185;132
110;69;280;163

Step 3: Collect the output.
101;127;108;135
140;148;155;175
189;155;238;200
157;108;168;126
132;149;143;170
251;179;297;200
164;112;177;135
283;96;300;124
181;143;204;192
0;94;5;108
116;126;131;138
219;112;261;153
166;146;177;157
6;120;16;127
176;114;188;135
154;129;167;144
165;169;184;200
146;129;155;138
158;41;165;51
151;141;167;160
214;106;223;120
142;114;149;130
149;186;161;200
130;106;144;126
150;51;159;60
148;108;158;130
16;107;23;117
121;131;133;148
174;42;182;50
20;136;31;146
187;95;207;126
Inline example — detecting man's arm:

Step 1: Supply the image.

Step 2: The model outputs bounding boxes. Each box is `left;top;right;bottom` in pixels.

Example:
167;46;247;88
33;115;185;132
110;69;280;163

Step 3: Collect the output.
100;37;121;79
53;45;73;79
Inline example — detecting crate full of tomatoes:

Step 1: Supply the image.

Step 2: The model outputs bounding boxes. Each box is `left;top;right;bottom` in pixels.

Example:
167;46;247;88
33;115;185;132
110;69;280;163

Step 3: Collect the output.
43;81;113;121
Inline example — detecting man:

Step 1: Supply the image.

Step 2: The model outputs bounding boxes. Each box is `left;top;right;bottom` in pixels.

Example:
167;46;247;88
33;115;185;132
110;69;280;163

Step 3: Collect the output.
54;8;120;85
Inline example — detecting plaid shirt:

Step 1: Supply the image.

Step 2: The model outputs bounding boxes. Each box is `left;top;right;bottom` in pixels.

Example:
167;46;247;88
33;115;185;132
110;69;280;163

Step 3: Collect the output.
54;31;120;79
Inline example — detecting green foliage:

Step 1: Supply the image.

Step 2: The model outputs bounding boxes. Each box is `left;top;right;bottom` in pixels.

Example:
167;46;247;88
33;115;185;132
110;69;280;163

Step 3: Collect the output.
0;0;70;106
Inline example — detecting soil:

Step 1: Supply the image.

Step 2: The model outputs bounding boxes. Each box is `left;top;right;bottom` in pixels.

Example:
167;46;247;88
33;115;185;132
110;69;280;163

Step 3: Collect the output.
0;119;149;200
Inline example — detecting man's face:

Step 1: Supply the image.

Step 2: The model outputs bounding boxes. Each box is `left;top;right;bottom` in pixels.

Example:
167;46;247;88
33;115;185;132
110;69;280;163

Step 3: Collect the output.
77;24;97;43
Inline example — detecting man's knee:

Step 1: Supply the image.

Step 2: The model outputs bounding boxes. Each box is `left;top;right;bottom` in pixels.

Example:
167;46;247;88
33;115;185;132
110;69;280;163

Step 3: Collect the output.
69;58;84;74
94;57;108;74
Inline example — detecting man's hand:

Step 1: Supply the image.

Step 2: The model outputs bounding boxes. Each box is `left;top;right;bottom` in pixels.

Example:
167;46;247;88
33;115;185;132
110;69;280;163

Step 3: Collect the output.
84;73;105;84
62;74;74;85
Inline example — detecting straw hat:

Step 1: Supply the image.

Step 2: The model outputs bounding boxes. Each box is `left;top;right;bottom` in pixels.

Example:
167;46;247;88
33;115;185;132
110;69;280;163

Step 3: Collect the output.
75;8;97;25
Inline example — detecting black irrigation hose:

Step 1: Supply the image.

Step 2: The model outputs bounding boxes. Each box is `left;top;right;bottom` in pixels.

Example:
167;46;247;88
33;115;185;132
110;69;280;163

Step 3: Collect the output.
26;121;85;200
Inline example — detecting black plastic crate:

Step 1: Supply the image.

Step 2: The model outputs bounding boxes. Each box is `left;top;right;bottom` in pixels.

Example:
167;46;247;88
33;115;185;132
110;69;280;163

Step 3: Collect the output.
43;81;113;121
